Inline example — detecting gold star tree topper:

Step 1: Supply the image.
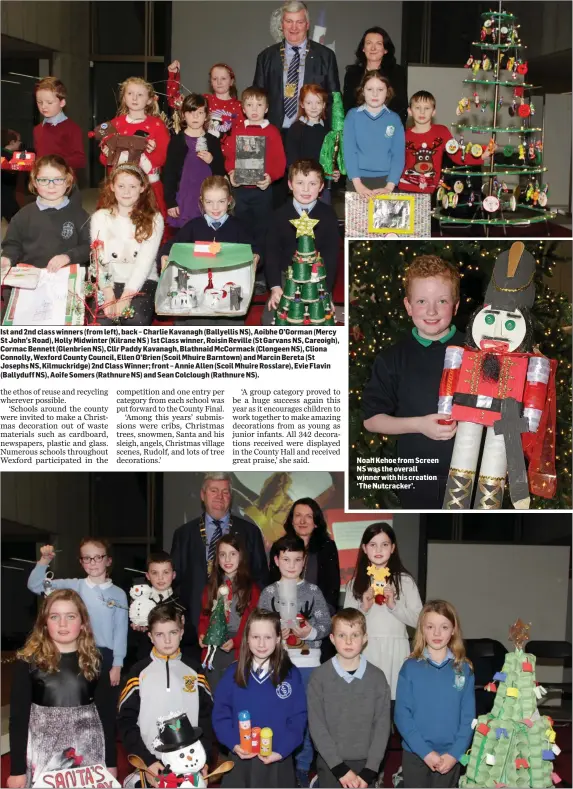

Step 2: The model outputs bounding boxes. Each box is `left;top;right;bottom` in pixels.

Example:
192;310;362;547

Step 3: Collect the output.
509;618;531;650
290;211;319;238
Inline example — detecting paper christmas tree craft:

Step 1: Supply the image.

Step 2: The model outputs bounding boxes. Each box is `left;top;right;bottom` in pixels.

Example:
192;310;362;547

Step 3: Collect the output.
273;212;335;327
202;585;230;670
459;619;561;789
319;91;346;184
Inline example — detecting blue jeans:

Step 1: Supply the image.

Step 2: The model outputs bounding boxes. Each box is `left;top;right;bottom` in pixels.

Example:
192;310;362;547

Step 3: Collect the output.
295;666;315;772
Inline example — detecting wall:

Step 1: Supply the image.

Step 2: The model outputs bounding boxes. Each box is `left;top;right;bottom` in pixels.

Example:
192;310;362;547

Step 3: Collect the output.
172;1;403;100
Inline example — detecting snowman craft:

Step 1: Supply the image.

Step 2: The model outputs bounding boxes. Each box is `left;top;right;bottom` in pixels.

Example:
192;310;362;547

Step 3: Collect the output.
153;712;207;788
438;242;557;510
129;583;176;627
202;584;230;670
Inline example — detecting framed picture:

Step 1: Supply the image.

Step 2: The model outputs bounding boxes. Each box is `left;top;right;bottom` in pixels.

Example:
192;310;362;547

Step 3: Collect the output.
368;194;416;235
234;135;266;185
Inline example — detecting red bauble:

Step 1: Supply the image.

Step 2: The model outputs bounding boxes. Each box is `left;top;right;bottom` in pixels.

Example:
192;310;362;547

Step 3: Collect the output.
518;104;531;118
516;63;528;74
374;594;386;605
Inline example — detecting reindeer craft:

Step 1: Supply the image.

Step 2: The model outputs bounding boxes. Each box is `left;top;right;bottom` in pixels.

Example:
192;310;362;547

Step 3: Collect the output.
271;594;314;655
88;121;149;168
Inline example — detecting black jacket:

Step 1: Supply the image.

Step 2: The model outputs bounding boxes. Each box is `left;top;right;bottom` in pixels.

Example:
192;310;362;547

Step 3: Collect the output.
254;40;340;129
342;61;408;124
170;514;269;631
265;200;340;290
162;131;226;209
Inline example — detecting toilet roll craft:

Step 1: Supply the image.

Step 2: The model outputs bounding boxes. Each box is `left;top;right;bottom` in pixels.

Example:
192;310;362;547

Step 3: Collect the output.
439;243;557;510
367;564;391;605
154;712;208;788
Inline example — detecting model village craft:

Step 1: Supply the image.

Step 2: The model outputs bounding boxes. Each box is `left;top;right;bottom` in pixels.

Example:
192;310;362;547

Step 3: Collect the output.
367;564;391;605
155;242;255;317
459;619;561;789
345;192;431;238
88;121;149;168
438;242;557;510
435;8;556;231
202;584;230;670
272;213;335;326
32;764;121;788
2;265;85;326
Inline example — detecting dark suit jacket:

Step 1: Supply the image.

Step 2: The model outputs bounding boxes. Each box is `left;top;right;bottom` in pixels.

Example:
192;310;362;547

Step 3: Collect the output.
171;513;269;630
254;40;340;129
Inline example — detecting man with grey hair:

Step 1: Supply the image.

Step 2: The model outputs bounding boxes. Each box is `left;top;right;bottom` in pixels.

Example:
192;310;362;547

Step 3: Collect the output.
171;473;268;633
254;0;340;130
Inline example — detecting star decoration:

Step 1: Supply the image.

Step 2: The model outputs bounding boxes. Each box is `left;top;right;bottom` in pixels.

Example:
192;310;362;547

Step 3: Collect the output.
509;618;531;650
290;211;319;238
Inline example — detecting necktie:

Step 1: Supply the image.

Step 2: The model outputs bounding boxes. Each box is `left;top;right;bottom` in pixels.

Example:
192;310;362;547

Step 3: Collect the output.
211;221;221;230
284;46;300;119
208;519;223;565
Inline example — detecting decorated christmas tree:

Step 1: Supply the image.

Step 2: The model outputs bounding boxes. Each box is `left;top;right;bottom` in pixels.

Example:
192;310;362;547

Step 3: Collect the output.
273;212;335;326
459;619;562;789
434;5;557;232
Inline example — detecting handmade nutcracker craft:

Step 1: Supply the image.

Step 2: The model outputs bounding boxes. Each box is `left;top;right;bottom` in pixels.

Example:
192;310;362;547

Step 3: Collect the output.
438;243;557;510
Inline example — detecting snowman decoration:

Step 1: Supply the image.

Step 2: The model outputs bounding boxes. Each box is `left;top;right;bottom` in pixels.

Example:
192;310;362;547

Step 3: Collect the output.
129;584;157;627
154;712;207;788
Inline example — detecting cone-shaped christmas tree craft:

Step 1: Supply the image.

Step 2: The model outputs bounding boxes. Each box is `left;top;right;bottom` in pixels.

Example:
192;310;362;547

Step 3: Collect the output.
202;585;230;670
459;619;561;789
273;212;335;327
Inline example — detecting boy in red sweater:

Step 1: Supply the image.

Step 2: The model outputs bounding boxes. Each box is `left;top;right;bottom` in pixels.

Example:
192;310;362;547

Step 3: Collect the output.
398;90;493;194
33;77;86;183
224;86;286;289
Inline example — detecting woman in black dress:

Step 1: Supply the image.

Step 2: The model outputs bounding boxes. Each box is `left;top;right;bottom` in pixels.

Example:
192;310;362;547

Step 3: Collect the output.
343;26;408;123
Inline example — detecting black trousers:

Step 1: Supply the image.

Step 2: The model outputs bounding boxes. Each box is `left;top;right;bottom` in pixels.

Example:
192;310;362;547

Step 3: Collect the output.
94;280;157;326
95;646;118;768
401;751;461;788
232;186;273;268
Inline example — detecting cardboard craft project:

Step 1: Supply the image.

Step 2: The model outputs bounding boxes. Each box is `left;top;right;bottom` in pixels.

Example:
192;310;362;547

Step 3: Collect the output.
3;265;85;326
345;192;431;237
1;151;36;171
32;764;121;788
88;121;148;168
155;242;255;317
233;135;266;185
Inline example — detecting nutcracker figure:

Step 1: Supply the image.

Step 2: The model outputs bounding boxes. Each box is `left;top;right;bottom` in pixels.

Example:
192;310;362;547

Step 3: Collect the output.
438;243;557;510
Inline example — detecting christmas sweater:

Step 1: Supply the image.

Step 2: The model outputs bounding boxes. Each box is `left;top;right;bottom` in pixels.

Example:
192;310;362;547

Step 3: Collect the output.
33;117;86;172
98;114;170;183
398;124;485;194
223;121;286;184
198;580;260;661
118;648;213;764
213;663;307;758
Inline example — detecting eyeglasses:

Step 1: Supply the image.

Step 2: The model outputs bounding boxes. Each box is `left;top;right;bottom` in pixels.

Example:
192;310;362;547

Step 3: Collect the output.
36;177;67;186
80;554;107;564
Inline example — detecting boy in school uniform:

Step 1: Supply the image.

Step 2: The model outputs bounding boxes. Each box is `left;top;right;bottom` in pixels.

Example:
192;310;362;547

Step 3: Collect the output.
362;256;465;509
118;602;212;785
308;608;391;788
262;158;340;326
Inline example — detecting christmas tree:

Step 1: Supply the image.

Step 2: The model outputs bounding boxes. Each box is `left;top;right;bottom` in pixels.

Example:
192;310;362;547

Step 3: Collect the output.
202;585;229;670
435;7;557;233
273;212;335;326
349;240;572;509
319;91;346;187
459;619;561;789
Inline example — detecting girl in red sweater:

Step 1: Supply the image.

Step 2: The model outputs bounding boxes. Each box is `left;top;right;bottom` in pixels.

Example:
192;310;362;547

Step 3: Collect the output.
99;77;170;218
198;534;260;692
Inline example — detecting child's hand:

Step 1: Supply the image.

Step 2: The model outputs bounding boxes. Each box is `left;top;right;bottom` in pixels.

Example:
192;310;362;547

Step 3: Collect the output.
168;60;181;73
167;206;180;218
258;751;282;765
7;775;27;788
1;256;12;273
424;751;442;771
197;150;214;164
109;666;121;686
146;761;164;788
228;170;238;187
47;254;71;273
416;414;457;441
40;545;56;565
361;588;375;613
233;745;257;760
281;626;291;640
161;255;169;271
332;170;341;183
253;253;260;267
257;173;272;190
378;182;396;194
291;622;312;638
221;638;234;652
198;634;205;648
130;623;148;632
384;582;396;609
146;139;157;153
437;754;457;774
267;286;283;310
353;179;376;198
340;770;366;788
103;300;120;320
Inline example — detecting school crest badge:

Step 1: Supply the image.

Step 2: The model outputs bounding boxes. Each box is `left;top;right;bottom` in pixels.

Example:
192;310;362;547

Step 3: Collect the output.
385;125;395;138
61;221;75;240
183;675;197;693
276;681;292;699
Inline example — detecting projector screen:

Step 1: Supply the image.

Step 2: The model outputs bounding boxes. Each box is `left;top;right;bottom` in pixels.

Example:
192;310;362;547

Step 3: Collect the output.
171;1;403;101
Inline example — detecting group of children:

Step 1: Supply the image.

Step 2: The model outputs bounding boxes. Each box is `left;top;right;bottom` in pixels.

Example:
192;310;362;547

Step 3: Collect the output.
9;524;476;789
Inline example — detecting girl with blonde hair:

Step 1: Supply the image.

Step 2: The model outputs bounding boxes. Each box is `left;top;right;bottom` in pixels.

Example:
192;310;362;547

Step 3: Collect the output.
394;600;475;788
7;590;105;788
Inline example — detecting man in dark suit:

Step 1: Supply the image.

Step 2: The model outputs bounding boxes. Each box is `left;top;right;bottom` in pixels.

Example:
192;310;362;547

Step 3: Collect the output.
253;0;340;131
170;473;269;633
